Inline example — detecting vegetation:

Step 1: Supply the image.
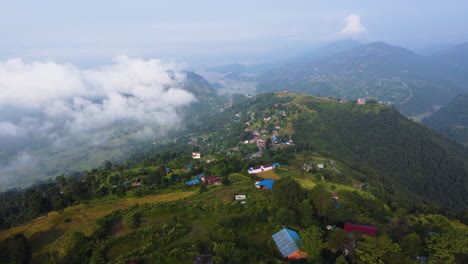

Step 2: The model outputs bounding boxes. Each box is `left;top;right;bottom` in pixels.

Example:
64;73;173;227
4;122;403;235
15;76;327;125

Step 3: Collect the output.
0;92;467;263
423;93;468;145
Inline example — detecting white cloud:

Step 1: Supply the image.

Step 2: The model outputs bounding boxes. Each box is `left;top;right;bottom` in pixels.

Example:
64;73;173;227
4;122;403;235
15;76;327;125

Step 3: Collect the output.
340;14;367;36
0;56;196;135
0;121;23;137
0;152;40;187
0;56;199;187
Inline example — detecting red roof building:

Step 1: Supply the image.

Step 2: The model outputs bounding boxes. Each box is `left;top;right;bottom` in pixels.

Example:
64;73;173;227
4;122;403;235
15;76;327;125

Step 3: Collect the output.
201;176;221;186
344;223;377;236
331;192;339;200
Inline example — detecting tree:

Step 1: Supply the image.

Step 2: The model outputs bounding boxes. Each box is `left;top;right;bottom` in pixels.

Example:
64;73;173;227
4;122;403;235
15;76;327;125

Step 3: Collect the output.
297;199;316;227
51;195;66;212
299;225;324;262
27;191;48;218
309;185;334;220
355;235;400;264
198;184;208;194
335;255;348;264
400;233;422;257
325;229;352;254
0;233;32;264
122;212;139;230
213;241;244;264
272;177;305;209
427;229;468;264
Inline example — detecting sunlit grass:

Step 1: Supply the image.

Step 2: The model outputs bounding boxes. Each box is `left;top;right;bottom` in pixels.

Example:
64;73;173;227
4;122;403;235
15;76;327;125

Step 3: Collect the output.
0;191;196;258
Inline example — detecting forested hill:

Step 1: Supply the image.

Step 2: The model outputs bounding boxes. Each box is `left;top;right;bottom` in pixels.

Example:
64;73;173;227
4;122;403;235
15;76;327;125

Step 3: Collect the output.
184;92;468;208
423;93;468;145
291;98;468;208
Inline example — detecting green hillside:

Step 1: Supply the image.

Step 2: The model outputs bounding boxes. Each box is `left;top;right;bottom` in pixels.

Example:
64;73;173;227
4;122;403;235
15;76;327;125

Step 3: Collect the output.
1;92;468;263
182;92;468;209
423;93;468;145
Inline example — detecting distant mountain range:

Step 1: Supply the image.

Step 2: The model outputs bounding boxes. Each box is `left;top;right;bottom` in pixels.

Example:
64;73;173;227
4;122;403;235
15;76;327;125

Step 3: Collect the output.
257;41;468;116
423;93;468;145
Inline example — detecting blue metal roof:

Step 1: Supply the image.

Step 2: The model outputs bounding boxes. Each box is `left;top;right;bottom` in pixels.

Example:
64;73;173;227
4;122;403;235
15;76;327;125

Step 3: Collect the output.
185;179;200;186
256;179;274;190
272;228;302;258
195;174;205;179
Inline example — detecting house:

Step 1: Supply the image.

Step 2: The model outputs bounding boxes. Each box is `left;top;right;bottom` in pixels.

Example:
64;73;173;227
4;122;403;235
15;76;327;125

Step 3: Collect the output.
255;179;274;190
272;228;308;260
253;130;260;136
235;194;246;200
185;179;201;186
352;183;364;190
257;139;266;148
317;163;325;169
303;162;313;171
194;174;205;179
344;223;377;236
357;98;366;104
193;254;213;264
331;192;339;200
248;163;278;174
192;152;201;159
416;256;429;262
201;176;221;185
131;182;141;187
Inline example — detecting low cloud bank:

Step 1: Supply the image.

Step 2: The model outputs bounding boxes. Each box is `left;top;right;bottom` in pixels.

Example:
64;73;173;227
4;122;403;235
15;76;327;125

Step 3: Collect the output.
0;56;197;187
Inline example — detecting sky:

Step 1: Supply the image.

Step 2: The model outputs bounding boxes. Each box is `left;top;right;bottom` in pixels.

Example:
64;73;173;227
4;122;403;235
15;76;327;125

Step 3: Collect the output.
1;0;468;66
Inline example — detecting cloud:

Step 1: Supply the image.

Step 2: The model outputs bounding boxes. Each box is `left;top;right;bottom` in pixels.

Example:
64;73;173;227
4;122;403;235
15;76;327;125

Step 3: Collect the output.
0;56;196;135
0;121;23;137
0;56;199;188
0;152;41;187
339;14;367;36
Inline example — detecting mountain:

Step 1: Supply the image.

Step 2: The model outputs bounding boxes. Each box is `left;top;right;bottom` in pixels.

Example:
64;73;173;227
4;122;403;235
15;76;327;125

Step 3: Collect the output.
258;42;465;116
206;62;274;75
432;42;468;87
423;93;468;145
281;39;363;66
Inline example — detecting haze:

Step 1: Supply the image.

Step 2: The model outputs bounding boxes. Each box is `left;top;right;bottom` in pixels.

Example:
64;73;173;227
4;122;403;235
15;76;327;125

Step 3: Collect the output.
1;1;468;66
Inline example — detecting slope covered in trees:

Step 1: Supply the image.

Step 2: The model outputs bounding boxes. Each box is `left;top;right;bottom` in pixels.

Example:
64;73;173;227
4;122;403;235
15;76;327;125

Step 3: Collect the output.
423;93;468;145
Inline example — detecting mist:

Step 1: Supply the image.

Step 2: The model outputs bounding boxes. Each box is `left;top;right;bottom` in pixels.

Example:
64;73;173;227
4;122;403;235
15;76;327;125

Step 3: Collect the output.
0;56;197;188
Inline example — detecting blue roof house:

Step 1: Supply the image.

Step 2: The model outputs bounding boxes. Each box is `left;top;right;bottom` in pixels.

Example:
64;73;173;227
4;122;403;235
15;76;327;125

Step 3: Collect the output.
195;174;205;179
185;179;201;186
272;228;308;259
255;179;274;190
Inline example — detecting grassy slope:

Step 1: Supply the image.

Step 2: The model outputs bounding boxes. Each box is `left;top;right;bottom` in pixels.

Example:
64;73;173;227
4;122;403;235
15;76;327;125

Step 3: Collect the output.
0;191;195;259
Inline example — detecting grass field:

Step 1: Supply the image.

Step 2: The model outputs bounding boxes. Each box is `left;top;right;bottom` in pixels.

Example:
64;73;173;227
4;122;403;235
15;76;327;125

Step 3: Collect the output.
255;170;280;179
0;191;196;259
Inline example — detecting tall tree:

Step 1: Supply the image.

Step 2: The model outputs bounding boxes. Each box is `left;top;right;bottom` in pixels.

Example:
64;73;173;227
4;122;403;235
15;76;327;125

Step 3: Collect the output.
355;235;400;264
299;225;324;262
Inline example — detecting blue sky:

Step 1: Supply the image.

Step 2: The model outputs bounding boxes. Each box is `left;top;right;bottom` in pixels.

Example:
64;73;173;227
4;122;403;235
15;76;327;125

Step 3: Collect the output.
1;0;468;66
